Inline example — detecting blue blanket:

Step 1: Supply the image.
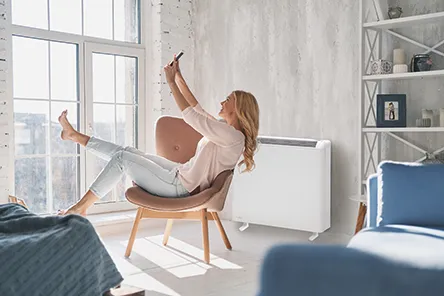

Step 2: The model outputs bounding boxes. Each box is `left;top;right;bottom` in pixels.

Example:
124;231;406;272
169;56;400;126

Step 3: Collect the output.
0;203;123;296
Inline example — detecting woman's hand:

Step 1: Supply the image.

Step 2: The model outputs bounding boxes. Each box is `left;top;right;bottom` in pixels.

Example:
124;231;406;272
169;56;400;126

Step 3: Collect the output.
164;54;182;84
173;55;181;76
163;62;176;85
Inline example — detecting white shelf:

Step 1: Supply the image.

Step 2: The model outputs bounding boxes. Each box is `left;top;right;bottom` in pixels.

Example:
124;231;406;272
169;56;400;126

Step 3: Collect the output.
363;127;444;133
363;11;444;30
363;69;444;81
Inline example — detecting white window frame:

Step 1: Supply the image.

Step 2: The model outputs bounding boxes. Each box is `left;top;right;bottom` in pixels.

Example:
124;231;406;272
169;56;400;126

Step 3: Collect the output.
11;0;147;214
84;42;145;214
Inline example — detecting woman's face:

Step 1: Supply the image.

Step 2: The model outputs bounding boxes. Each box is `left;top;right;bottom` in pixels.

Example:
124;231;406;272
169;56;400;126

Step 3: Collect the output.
219;93;236;119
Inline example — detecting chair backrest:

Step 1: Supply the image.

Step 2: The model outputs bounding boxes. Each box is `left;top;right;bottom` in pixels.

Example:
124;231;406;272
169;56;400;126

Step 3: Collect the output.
152;115;234;211
155;116;203;164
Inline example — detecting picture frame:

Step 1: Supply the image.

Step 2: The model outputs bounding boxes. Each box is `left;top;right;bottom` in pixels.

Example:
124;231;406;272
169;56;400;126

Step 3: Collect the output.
376;94;406;127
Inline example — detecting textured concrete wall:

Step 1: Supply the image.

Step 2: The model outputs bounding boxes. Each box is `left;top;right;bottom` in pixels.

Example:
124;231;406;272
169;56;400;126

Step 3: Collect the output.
146;1;443;235
191;0;361;234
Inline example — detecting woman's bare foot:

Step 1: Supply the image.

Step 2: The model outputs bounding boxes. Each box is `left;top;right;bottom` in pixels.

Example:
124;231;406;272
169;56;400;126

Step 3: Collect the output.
57;191;99;217
58;110;77;141
57;206;87;217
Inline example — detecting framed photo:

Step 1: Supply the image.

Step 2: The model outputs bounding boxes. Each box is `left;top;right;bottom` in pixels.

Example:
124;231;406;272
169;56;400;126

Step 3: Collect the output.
376;94;406;127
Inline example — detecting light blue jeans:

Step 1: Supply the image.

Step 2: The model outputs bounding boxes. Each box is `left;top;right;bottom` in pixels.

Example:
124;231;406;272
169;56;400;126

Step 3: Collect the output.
86;136;190;199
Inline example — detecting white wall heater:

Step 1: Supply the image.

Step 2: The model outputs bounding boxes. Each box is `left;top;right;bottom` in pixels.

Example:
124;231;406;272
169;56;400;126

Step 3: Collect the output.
230;136;331;241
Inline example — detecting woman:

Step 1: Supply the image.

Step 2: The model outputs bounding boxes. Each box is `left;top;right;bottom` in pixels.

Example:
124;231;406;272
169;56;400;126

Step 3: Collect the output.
58;56;260;216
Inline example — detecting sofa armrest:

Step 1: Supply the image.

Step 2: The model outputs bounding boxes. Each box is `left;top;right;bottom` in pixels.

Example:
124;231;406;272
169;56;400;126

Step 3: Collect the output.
367;173;378;227
258;244;390;296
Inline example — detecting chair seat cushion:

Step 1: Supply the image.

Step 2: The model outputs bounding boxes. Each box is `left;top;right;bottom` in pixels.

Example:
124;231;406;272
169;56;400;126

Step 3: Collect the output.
125;170;233;212
126;185;218;212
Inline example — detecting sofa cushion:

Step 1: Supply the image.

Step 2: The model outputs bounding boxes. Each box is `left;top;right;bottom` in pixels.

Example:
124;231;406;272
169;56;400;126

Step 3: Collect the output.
344;225;444;295
258;226;444;296
348;224;444;270
377;161;444;227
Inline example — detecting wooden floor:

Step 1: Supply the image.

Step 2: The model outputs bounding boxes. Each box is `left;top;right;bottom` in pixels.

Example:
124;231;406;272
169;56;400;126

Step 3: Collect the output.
101;219;351;296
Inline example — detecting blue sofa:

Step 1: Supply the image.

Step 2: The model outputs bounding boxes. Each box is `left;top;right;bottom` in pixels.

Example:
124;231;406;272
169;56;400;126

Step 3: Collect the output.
258;161;444;296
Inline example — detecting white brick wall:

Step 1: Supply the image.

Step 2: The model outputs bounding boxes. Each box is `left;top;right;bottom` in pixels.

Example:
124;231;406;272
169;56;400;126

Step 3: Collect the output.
144;0;194;152
0;0;12;204
157;0;194;117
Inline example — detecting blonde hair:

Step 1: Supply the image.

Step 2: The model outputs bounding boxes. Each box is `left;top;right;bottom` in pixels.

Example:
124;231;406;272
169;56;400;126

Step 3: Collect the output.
233;90;260;173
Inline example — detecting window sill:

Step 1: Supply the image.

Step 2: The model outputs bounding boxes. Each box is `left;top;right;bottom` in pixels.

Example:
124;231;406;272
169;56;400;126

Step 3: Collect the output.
87;209;138;227
87;209;166;237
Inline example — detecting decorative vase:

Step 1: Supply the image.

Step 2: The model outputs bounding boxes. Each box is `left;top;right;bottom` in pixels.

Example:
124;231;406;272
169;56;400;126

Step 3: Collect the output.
433;109;440;127
393;64;408;73
411;54;432;72
393;48;406;64
416;118;431;127
422;109;434;126
371;59;393;75
388;7;403;19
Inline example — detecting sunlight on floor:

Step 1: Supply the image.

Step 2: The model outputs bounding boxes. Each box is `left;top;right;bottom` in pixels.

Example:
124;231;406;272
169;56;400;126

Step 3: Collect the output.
120;235;243;278
121;273;181;296
107;249;181;296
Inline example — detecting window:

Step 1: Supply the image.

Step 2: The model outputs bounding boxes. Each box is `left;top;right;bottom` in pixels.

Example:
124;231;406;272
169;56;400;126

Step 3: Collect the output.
86;46;140;204
12;0;140;43
12;1;144;214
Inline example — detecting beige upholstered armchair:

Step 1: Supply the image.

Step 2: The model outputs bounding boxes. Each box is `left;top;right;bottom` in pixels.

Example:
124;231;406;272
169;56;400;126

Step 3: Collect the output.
124;116;234;264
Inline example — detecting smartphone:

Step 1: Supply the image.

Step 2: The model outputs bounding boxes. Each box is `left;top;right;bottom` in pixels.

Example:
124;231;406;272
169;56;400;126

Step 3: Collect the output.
169;51;184;66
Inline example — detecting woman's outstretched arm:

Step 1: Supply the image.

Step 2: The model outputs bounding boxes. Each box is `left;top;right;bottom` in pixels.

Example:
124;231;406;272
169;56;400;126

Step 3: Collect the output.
175;66;199;107
169;81;190;111
164;61;189;111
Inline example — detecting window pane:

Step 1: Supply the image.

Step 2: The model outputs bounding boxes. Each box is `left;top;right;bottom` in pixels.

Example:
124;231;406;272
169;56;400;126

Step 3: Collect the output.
51;102;79;155
93;104;115;141
116;106;135;201
92;156;113;202
93;53;115;103
50;42;78;101
116;56;136;104
15;157;48;214
12;37;49;99
114;0;139;43
12;0;48;29
84;0;113;39
92;103;115;202
52;156;79;212
14;100;49;155
49;0;82;34
116;105;135;147
116;174;132;201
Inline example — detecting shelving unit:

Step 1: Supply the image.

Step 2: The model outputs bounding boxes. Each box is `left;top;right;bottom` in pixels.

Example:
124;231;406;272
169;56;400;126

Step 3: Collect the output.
363;69;444;81
358;1;444;196
363;11;444;30
363;127;444;132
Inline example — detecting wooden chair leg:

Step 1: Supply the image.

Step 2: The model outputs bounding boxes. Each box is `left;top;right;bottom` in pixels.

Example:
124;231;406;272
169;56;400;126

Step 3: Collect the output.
211;212;232;250
163;219;174;246
125;208;144;258
354;202;367;234
200;209;210;264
